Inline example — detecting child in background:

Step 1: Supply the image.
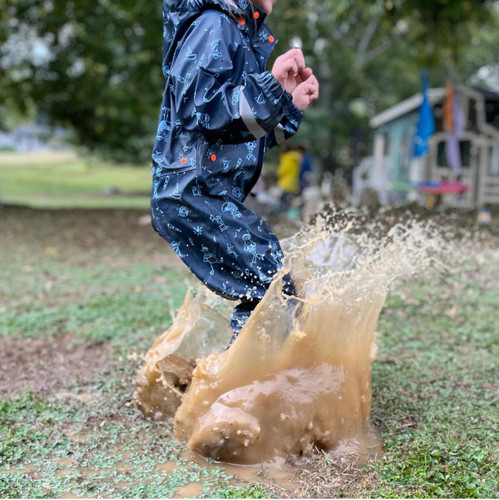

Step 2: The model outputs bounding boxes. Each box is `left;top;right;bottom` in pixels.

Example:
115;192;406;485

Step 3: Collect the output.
277;144;302;212
150;0;319;340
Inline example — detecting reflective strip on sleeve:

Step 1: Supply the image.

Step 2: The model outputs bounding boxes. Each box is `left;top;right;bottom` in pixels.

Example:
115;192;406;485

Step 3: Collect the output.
274;124;285;145
239;90;267;139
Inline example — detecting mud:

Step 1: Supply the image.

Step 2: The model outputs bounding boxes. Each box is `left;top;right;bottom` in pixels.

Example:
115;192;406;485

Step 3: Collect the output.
0;336;111;398
135;214;448;465
133;288;233;420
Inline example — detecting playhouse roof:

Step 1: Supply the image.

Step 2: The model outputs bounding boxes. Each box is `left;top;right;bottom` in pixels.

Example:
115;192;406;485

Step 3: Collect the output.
370;86;499;129
370;88;446;129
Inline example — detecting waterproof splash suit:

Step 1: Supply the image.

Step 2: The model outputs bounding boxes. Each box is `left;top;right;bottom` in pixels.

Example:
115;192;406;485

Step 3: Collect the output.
151;0;304;335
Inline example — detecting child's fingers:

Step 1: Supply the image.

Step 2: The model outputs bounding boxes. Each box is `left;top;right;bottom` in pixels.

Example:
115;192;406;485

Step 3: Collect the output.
308;74;319;87
306;76;319;97
278;48;305;73
297;68;313;84
286;48;305;71
292;77;319;107
292;49;306;72
282;59;299;78
274;56;298;74
295;75;319;93
308;84;319;100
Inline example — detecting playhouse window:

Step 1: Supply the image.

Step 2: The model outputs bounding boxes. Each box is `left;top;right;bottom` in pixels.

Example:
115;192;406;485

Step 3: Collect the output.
436;140;472;168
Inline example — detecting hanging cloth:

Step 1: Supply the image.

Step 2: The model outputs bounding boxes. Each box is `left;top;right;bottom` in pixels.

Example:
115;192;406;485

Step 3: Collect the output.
444;81;466;173
414;71;436;158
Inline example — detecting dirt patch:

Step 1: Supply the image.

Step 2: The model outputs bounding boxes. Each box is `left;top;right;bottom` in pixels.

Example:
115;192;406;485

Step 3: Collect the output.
0;336;111;398
288;454;379;499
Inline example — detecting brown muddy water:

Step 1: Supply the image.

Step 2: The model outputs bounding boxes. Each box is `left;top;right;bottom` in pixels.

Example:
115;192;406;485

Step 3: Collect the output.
134;215;449;466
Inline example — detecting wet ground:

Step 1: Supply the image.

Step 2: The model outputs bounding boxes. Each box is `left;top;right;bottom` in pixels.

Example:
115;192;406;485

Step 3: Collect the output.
1;204;497;498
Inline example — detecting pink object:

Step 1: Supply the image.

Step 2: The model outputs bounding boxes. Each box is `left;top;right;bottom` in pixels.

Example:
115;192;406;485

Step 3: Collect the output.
418;182;469;195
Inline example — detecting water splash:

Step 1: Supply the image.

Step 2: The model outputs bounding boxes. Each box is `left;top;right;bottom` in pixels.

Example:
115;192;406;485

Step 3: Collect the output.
135;212;452;464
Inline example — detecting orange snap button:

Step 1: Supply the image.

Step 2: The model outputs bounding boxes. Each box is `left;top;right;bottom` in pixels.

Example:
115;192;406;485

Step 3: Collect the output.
253;12;260;19
238;17;246;26
210;154;217;162
180;158;187;164
268;35;275;43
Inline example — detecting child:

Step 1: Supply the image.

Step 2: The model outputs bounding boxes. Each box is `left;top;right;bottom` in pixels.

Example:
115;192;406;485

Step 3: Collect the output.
277;143;302;211
150;0;319;339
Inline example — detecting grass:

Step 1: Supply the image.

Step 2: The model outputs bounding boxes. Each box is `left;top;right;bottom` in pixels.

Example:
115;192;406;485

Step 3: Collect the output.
0;159;498;497
0;393;239;498
368;273;499;498
0;152;151;209
1;260;189;350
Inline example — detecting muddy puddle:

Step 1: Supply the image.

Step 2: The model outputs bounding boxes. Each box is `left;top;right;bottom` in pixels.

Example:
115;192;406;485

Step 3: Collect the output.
134;213;448;465
174;448;301;492
0;448;296;498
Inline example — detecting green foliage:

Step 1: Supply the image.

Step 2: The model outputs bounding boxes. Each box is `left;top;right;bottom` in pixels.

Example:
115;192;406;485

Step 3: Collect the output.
1;0;498;166
1;0;164;163
213;484;273;498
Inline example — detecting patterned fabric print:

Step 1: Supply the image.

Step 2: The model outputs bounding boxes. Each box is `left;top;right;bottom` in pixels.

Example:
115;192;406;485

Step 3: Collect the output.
152;171;283;301
151;0;304;329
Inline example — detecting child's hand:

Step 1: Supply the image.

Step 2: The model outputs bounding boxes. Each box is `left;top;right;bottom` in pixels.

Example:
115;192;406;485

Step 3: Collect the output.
292;75;319;111
271;48;313;94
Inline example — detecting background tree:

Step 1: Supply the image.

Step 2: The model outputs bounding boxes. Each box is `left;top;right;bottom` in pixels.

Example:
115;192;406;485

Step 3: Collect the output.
270;0;499;175
1;0;163;162
1;0;498;168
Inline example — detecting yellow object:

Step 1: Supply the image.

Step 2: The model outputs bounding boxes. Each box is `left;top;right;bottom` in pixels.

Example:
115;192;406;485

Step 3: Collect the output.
477;209;492;225
277;150;301;194
425;195;437;209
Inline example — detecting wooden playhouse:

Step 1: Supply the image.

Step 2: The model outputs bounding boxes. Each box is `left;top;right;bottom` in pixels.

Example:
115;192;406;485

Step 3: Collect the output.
369;86;499;207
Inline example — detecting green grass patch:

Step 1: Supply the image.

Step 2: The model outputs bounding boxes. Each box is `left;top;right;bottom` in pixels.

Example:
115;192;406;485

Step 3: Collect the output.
213;484;273;498
0;261;189;352
0;390;238;498
0;153;151;209
366;268;499;498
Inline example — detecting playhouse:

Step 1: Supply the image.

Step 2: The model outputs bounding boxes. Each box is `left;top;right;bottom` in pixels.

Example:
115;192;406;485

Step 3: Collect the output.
365;86;499;207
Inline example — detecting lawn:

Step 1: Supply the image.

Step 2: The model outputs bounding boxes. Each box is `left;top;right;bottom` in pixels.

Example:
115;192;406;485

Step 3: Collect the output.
0;152;151;209
0;159;498;498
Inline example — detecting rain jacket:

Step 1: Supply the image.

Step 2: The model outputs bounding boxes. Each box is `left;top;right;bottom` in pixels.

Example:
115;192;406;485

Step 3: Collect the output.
150;0;304;326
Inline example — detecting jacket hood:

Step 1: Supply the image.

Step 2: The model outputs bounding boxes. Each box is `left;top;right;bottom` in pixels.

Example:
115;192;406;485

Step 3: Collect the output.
163;0;267;21
161;0;269;72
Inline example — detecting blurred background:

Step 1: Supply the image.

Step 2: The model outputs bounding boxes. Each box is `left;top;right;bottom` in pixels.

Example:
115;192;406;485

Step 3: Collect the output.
1;0;499;210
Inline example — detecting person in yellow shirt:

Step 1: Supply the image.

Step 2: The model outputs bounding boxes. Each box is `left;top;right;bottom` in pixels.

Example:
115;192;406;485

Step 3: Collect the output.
277;144;302;211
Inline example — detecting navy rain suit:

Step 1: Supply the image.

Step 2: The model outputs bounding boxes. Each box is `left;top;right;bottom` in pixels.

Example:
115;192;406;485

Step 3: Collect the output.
151;0;304;333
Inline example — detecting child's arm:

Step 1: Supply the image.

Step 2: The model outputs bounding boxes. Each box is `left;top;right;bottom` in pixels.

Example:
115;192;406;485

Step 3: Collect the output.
169;10;303;144
265;75;319;151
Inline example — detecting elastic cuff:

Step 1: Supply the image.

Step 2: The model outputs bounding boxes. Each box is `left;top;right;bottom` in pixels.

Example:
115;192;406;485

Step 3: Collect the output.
283;100;304;124
259;71;293;105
